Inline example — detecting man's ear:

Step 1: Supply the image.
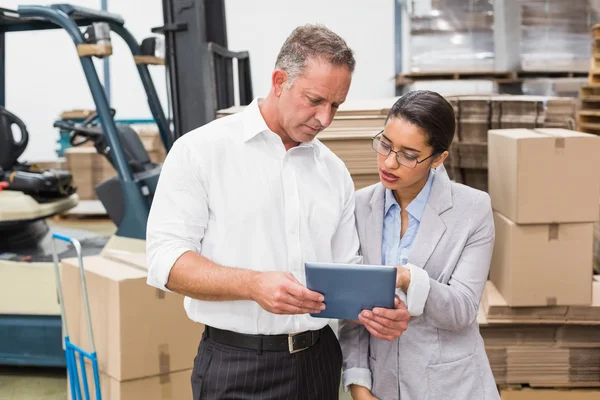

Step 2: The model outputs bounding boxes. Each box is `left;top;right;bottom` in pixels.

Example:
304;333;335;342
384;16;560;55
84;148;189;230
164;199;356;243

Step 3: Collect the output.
431;151;449;169
272;69;288;97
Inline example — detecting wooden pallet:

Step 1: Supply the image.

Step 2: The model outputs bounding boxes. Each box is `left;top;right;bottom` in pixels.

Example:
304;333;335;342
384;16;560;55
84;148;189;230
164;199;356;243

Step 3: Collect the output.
577;110;600;133
396;71;513;86
588;69;600;86
579;99;600;111
579;85;600;100
593;24;600;41
396;70;588;86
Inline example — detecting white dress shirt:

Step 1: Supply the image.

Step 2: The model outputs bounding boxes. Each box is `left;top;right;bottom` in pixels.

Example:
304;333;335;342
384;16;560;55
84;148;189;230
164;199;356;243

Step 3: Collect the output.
146;98;362;335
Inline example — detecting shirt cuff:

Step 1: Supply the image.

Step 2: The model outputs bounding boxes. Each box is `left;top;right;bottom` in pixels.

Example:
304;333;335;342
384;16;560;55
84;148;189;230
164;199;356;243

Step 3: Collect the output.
146;245;196;292
342;367;372;392
404;263;431;317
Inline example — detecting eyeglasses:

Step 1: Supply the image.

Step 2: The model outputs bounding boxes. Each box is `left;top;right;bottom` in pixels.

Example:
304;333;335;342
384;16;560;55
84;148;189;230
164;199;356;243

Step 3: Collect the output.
371;131;435;169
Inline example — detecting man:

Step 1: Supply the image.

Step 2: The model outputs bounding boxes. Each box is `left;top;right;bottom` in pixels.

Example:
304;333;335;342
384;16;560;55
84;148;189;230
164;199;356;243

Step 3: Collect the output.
146;24;409;400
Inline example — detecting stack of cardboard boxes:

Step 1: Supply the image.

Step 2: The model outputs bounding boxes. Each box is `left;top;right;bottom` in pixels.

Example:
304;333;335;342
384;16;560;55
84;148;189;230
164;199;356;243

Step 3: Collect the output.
488;127;600;307
60;252;203;400
481;127;600;396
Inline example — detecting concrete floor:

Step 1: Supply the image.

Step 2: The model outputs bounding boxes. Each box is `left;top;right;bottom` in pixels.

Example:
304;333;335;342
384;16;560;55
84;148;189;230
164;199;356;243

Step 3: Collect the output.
0;368;350;400
0;366;67;400
0;216;353;399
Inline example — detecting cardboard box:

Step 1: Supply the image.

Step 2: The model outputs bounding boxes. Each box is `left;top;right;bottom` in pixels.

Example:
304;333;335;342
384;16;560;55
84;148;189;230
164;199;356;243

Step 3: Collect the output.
501;388;600;400
61;255;204;381
490;211;594;306
68;368;193;400
488;128;600;224
0;260;60;315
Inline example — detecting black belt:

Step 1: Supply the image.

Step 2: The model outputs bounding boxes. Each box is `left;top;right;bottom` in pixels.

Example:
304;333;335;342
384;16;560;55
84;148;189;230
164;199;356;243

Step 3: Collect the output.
205;325;322;354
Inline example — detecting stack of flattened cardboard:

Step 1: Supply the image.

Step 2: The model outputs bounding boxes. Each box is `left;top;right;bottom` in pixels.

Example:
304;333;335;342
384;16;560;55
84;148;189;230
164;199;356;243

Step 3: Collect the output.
544;98;578;129
316;99;392;189
490;96;545;130
65;126;166;201
447;96;578;193
447;95;494;192
61;252;204;400
479;278;600;389
481;127;600;390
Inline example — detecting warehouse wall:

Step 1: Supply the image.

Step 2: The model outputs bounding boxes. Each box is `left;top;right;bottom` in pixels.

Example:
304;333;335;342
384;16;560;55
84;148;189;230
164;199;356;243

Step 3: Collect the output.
224;0;396;100
4;0;105;162
4;0;395;162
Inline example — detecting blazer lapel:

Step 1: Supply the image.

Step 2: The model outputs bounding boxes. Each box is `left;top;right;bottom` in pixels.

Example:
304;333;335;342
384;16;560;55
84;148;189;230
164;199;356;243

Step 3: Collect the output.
408;205;446;269
364;184;385;265
408;166;453;269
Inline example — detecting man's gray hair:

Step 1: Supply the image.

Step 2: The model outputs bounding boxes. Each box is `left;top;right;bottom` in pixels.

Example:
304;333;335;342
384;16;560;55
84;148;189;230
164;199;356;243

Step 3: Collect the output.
275;24;355;87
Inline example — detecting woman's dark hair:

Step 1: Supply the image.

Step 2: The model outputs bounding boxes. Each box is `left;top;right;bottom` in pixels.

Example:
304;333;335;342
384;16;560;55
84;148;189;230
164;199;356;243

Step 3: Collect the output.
386;90;455;154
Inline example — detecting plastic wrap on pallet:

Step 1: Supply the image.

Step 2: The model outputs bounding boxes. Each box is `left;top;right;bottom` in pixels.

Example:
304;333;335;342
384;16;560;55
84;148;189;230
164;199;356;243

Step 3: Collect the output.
519;0;600;72
409;0;495;72
522;77;588;97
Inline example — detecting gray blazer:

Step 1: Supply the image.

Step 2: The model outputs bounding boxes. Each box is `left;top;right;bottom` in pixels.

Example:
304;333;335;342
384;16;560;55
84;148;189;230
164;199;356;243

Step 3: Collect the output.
339;166;500;400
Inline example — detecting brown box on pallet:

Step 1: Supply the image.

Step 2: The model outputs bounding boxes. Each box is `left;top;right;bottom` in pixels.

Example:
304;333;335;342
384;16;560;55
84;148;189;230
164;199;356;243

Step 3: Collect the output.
60;255;204;382
490;211;594;307
68;368;193;400
488;128;600;224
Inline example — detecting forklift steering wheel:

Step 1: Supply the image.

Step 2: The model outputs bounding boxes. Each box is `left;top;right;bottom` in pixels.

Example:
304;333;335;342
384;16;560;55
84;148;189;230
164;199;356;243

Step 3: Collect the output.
53;109;116;147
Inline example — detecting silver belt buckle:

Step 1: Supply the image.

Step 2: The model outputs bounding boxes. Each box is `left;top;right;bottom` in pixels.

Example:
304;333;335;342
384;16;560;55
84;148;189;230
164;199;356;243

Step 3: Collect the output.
288;332;309;354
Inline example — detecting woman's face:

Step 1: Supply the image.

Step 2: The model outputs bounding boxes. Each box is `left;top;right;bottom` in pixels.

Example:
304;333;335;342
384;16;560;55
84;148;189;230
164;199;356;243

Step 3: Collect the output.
376;117;447;192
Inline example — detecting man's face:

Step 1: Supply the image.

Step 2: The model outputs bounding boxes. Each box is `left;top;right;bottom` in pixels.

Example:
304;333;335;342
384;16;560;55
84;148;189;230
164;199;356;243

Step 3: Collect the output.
275;58;352;144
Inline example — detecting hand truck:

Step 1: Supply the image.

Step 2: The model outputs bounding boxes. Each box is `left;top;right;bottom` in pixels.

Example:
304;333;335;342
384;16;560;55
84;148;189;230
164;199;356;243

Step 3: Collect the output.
51;233;102;400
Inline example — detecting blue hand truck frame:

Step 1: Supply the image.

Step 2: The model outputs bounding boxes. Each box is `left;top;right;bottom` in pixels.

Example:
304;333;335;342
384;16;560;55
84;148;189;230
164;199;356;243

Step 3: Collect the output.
51;233;102;400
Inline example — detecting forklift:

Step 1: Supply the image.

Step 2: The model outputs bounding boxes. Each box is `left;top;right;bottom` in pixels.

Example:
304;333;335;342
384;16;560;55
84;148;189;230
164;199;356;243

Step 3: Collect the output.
0;1;253;367
0;3;171;367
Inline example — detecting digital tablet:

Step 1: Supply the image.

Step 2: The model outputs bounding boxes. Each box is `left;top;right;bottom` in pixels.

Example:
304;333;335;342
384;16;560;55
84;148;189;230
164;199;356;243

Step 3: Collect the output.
304;262;397;320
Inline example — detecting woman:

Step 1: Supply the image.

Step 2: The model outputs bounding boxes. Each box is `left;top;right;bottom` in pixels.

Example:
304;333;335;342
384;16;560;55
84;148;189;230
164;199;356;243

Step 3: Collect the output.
339;90;499;400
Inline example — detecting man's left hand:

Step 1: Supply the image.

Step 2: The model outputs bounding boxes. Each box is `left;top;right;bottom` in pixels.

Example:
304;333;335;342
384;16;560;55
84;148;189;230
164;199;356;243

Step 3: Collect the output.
358;296;409;341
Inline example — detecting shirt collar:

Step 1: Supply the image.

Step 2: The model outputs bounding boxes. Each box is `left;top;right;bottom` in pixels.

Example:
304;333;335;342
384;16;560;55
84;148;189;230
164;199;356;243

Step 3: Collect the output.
384;168;436;222
242;98;270;142
242;98;321;157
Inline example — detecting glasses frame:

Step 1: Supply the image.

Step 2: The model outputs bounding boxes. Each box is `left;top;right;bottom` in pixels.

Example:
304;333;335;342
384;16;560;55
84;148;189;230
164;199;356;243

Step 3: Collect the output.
371;130;436;169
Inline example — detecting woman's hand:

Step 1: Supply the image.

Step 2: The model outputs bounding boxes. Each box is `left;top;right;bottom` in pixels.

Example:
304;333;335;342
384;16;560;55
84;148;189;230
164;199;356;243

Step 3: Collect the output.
396;265;411;292
359;296;409;341
350;385;379;400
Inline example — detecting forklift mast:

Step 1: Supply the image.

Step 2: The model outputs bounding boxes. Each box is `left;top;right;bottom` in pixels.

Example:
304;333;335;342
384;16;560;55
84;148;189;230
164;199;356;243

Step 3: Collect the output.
156;0;253;140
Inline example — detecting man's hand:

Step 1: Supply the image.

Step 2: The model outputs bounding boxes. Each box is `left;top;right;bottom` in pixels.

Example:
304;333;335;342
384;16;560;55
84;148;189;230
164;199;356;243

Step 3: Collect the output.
350;385;379;400
251;271;326;315
358;296;409;341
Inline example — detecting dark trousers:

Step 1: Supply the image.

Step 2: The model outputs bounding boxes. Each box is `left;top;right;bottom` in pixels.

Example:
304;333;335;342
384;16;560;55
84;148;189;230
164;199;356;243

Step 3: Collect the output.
191;325;342;400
